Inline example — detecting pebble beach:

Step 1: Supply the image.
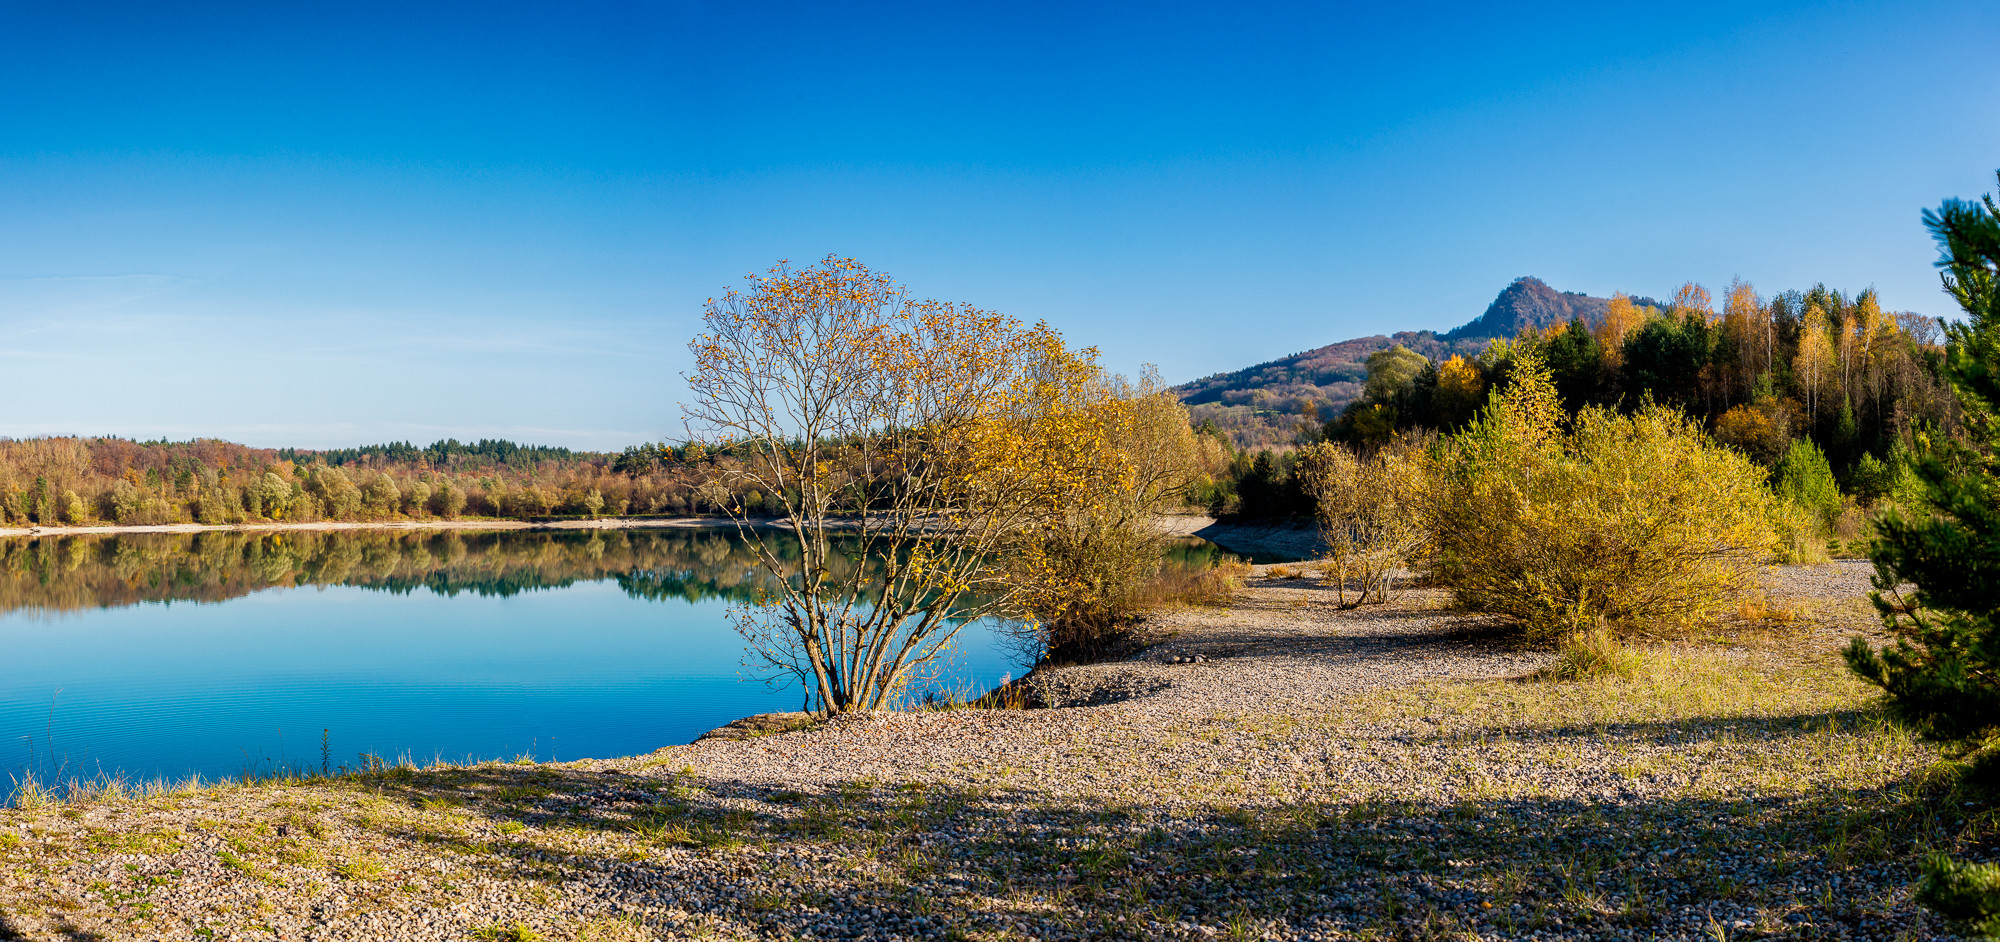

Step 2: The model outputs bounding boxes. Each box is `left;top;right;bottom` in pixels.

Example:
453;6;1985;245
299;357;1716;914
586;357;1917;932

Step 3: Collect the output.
0;560;1962;941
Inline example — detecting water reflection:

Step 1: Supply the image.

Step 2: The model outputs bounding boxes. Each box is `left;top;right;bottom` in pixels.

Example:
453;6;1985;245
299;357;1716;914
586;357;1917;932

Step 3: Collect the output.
0;527;1239;786
0;526;1029;785
0;527;796;613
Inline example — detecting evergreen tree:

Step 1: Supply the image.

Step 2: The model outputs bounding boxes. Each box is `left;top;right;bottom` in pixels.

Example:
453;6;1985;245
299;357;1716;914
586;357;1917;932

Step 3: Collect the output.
1621;312;1712;410
1773;439;1842;528
1844;169;2000;936
1543;318;1604;413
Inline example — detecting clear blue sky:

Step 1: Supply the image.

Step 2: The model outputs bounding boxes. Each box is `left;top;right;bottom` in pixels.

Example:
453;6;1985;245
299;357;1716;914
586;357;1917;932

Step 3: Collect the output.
3;0;1996;450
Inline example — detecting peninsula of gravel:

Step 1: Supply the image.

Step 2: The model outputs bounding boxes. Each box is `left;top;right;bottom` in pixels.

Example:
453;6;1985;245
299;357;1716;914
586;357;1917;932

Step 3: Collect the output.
0;562;1971;941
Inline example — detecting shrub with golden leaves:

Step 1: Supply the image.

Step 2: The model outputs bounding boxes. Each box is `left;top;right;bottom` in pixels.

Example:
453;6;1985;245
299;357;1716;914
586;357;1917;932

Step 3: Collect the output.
1296;440;1428;608
994;336;1207;661
1425;352;1779;639
1711;397;1797;466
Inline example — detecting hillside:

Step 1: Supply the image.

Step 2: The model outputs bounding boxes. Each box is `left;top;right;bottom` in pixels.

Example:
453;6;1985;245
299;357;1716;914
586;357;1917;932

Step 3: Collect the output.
1177;277;1656;449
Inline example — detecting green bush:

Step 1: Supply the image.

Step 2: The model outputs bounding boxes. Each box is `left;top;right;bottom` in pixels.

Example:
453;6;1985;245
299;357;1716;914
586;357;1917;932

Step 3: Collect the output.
1773;439;1842;527
1920;853;2000;939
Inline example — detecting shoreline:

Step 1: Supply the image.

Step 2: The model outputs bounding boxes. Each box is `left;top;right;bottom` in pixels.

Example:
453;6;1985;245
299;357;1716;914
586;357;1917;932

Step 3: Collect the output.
0;512;1324;555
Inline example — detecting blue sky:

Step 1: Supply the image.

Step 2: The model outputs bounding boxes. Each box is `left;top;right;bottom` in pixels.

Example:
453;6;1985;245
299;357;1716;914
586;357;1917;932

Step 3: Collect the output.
2;0;1996;450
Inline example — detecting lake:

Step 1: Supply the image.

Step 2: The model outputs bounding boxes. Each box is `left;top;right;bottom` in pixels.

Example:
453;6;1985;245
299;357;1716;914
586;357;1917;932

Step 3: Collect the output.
0;526;1105;789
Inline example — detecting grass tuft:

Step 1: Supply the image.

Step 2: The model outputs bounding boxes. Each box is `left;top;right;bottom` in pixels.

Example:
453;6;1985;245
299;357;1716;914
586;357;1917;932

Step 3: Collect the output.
1540;629;1647;681
473;923;545;942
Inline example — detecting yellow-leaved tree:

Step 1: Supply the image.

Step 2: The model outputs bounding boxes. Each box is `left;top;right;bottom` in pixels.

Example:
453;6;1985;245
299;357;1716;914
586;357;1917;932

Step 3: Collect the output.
1424;351;1780;639
1795;305;1835;419
685;256;1189;707
685;257;1057;713
995;333;1206;661
1296;436;1429;608
1432;354;1486;430
1594;292;1646;369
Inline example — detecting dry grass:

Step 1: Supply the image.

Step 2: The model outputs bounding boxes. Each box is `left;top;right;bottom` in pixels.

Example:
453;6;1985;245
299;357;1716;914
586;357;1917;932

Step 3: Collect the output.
1139;558;1252;608
1538;628;1648;680
1734;590;1809;628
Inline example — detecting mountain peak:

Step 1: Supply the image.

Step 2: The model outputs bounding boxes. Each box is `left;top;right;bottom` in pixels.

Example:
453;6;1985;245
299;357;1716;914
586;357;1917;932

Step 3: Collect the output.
1441;276;1613;341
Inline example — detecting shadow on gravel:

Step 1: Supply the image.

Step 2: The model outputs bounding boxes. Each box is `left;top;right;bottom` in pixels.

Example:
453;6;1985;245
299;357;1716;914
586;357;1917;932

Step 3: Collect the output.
1453;707;1887;747
1153;609;1524;663
329;739;1959;941
0;912;105;941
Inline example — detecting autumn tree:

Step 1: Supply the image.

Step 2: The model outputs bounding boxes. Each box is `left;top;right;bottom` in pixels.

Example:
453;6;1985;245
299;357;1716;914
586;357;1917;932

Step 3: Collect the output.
1595;292;1646;369
1431;355;1486;430
1795;310;1834;419
1297;437;1428;608
1330;344;1431;448
685;256;1055;713
405;481;432;518
1723;278;1769;397
435;481;467;519
309;467;363;519
361;473;402;517
1425;351;1778;639
1003;348;1207;660
1669;281;1714;323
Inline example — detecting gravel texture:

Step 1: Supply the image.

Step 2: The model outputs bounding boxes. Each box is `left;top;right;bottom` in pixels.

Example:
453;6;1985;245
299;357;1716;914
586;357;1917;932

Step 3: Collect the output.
0;560;1967;941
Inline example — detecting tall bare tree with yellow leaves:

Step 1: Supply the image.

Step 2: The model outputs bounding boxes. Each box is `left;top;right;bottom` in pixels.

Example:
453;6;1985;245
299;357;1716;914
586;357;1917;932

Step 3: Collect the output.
685;256;1053;712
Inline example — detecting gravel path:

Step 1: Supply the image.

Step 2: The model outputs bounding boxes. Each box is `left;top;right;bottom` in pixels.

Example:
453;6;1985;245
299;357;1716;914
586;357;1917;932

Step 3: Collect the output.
0;560;1959;941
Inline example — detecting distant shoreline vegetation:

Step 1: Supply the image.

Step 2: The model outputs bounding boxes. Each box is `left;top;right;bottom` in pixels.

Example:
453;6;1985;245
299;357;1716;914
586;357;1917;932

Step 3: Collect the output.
0;437;794;528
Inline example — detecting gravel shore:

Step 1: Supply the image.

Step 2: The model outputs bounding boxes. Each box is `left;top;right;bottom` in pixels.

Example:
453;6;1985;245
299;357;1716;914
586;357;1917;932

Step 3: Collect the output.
0;560;1965;941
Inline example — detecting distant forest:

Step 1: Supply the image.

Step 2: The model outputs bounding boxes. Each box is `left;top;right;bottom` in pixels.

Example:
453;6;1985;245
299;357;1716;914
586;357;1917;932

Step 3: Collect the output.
0;277;1955;530
1212;279;1958;519
0;436;777;527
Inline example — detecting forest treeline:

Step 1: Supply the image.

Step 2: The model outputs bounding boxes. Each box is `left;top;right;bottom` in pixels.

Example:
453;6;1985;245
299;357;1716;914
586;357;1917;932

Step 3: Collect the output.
0;436;787;527
1211;279;1959;520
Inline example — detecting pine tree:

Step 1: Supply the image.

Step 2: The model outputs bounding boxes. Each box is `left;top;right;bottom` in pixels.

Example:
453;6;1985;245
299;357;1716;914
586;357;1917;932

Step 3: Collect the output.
1844;169;2000;935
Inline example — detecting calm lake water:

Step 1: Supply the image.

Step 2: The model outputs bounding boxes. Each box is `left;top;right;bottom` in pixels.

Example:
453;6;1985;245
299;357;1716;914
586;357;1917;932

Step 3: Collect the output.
0;526;1179;787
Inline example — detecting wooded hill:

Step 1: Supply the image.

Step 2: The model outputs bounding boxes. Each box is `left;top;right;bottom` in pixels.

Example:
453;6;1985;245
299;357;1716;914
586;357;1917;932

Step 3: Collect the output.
1178;277;1659;448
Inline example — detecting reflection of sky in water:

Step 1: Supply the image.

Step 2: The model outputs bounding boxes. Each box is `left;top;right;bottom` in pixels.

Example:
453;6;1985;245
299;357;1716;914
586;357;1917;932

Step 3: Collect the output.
0;530;1030;784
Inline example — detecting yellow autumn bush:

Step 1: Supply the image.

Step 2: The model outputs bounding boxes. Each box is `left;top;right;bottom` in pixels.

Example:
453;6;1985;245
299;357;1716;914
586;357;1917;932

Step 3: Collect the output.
996;336;1207;660
1425;352;1779;639
1296;438;1429;608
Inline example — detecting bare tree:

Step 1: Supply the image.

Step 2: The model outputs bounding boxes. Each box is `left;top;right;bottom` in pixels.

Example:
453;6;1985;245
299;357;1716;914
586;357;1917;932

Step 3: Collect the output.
683;257;1045;713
